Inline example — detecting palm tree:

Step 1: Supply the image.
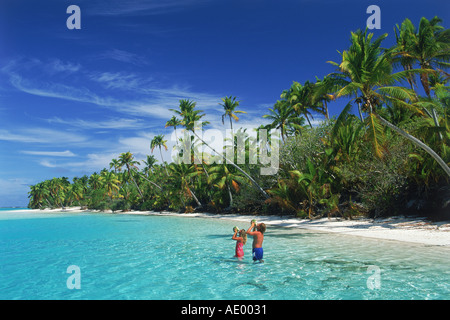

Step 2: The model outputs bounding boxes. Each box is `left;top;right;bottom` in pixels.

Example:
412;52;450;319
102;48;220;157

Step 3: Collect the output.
394;16;450;97
393;18;419;91
88;173;103;190
142;155;157;176
167;162;202;208
118;152;144;199
328;28;450;177
66;182;84;207
263;100;303;142
109;158;121;173
28;182;50;208
291;158;333;219
282;81;323;128
219;96;247;135
139;155;164;190
173;99;270;199
393;16;450;136
329;108;364;163
73;175;89;192
169;99;199;123
312;76;337;120
165;116;182;145
266;179;300;215
151;134;169;175
47;177;69;208
208;164;247;210
100;171;121;200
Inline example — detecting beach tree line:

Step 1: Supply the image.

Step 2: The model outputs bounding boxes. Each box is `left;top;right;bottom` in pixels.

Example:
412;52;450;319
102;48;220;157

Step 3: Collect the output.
28;17;450;219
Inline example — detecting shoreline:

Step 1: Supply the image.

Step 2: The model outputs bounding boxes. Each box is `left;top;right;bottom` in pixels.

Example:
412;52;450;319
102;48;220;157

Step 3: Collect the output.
4;207;450;247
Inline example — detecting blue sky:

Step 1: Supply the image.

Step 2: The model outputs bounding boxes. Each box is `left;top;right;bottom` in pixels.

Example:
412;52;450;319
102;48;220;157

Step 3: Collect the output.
0;0;448;207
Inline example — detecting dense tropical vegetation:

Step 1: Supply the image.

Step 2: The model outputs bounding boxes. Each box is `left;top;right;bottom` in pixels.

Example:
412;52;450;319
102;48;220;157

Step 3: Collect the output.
29;17;450;219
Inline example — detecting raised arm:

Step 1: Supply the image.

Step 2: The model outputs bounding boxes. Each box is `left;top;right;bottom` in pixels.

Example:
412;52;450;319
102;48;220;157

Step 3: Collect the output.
232;230;242;241
246;222;257;235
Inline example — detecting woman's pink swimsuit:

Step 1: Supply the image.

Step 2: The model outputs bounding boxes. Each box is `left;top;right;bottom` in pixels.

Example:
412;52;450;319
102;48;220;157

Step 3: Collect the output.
235;242;244;257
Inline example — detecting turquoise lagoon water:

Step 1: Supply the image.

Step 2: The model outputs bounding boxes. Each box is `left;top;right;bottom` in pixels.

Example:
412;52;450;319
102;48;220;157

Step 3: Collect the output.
0;210;448;300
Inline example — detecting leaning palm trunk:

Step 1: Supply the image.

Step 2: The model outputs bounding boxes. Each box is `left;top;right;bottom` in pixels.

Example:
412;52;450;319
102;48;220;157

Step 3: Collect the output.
132;169;163;191
324;100;330;120
417;66;443;140
431;108;443;140
305;114;313;128
126;165;144;199
377;114;450;178
227;184;233;210
192;131;270;199
159;147;169;176
416;106;442;141
187;186;202;207
356;101;364;122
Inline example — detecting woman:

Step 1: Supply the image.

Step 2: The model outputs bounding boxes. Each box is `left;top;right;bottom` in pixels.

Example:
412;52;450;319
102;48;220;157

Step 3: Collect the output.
232;227;247;259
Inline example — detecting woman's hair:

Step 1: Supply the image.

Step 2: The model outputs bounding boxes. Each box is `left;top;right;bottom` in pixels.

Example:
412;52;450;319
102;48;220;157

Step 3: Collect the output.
239;229;247;245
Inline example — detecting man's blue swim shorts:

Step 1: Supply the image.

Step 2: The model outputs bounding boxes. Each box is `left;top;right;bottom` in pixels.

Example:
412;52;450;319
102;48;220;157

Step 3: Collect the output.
252;247;263;261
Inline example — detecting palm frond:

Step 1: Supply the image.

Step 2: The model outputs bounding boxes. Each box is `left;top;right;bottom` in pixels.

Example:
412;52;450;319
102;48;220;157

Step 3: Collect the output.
366;112;385;158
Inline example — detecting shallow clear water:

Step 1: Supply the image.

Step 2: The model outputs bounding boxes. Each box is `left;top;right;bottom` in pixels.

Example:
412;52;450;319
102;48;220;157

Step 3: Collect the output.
0;211;448;300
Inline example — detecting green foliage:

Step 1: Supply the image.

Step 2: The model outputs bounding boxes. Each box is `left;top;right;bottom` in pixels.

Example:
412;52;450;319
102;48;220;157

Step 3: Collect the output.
28;16;449;220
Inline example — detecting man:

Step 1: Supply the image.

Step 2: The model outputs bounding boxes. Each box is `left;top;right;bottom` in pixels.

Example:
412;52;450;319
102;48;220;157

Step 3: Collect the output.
247;220;266;263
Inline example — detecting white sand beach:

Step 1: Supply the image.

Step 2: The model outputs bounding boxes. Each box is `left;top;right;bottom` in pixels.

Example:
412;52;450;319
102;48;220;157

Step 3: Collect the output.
157;212;450;247
11;207;449;247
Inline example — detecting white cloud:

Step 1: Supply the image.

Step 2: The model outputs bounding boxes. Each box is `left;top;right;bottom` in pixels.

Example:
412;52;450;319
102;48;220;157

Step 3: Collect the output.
0;178;32;193
47;153;119;174
39;160;59;168
3;58;224;121
118;131;175;163
89;71;151;90
308;113;328;127
8;72;119;108
0;128;87;144
65;153;115;171
47;59;81;74
118;136;151;154
203;110;271;133
97;49;149;66
21;150;76;157
47;117;146;130
88;0;207;16
0;178;33;206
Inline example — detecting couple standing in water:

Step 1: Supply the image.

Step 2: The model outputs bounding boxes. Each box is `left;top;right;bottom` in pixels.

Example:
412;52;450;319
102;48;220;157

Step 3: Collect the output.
232;220;266;262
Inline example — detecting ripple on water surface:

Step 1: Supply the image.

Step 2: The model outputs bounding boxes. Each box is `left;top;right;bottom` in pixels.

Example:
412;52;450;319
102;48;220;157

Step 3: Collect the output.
0;212;448;299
